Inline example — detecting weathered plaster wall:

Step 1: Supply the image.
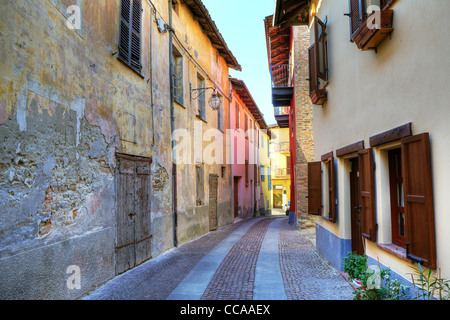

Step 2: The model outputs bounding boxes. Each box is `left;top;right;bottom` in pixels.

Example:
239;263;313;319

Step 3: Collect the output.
169;1;233;246
0;0;174;299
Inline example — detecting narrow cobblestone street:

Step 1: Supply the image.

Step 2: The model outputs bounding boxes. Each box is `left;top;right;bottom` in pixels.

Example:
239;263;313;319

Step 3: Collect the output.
84;216;354;301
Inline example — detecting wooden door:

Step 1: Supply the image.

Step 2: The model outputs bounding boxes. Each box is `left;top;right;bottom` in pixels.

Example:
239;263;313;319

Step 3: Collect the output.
350;158;364;255
233;177;239;218
209;174;218;231
115;154;152;275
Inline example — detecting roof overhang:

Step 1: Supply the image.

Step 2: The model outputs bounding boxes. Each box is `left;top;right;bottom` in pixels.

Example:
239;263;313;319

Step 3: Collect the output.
273;0;311;28
184;0;242;71
264;15;291;68
230;78;268;130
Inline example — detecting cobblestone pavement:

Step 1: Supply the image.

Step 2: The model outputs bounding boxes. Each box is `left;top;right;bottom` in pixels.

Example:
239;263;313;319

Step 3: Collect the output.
84;216;354;300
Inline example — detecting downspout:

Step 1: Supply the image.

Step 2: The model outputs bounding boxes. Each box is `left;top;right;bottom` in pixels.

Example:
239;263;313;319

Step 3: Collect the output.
168;0;178;247
229;82;233;223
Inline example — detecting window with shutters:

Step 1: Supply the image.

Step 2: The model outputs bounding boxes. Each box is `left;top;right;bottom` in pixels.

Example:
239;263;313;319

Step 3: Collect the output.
218;101;224;132
308;15;328;105
197;74;206;121
173;46;184;105
369;132;436;269
347;0;395;51
119;0;142;75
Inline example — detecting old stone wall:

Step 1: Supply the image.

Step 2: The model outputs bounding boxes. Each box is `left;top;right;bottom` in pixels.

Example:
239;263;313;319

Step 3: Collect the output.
0;0;173;299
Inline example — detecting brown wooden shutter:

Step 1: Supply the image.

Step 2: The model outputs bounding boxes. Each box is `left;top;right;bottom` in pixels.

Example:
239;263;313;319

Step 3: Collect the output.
401;133;436;269
308;162;322;216
119;0;142;73
358;148;376;241
349;0;363;39
327;157;336;223
308;43;317;95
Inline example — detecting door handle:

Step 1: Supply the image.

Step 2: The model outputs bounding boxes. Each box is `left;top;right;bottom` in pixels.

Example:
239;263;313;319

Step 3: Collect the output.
353;206;362;210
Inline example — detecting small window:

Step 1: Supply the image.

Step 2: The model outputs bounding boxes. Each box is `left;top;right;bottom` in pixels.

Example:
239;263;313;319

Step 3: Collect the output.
235;103;240;129
244;113;248;138
197;74;206;120
118;0;142;74
261;165;265;182
218;97;224;131
245;160;249;187
173;46;183;105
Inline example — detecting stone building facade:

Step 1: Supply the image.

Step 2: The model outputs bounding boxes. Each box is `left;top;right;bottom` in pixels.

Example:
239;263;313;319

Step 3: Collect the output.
0;0;239;299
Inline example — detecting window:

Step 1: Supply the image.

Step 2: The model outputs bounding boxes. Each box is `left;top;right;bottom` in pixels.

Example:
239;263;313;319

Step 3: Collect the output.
235;103;240;129
197;74;206;120
245;160;249;187
388;148;406;247
267;167;272;191
348;0;395;50
196;164;204;206
308;15;328;105
244;113;248;138
218;98;224;131
261;135;264;148
261;165;265;182
367;132;436;269
119;0;142;74
173;46;183;105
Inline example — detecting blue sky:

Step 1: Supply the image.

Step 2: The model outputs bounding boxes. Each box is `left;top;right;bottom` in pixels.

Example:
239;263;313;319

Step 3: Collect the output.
202;0;277;126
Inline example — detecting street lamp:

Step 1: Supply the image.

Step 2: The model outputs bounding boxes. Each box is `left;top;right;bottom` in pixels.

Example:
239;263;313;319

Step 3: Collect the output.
190;86;222;110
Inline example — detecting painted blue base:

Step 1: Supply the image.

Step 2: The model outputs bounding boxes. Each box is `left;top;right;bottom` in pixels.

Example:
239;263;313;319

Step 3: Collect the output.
316;223;352;271
288;211;296;225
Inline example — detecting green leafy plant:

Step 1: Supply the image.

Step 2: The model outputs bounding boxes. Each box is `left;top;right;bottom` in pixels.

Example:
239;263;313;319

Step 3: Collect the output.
343;252;368;282
343;252;407;300
409;264;450;300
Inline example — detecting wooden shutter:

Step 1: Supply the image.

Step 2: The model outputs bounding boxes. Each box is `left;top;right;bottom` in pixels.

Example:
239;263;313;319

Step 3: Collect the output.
308;43;318;95
327;157;336;223
358;148;376;241
402;133;436;269
314;16;328;82
119;0;142;73
349;0;363;39
308;162;322;216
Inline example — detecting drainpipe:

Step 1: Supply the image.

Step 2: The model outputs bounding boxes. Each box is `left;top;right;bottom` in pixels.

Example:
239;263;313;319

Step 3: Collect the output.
229;83;233;224
168;0;178;247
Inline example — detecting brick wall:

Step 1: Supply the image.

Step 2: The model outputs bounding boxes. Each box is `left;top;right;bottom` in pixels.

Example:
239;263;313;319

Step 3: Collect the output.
292;26;315;218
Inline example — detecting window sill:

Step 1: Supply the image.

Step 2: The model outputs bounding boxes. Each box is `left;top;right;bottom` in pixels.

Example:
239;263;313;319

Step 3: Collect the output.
377;243;412;263
196;115;207;123
117;57;145;79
